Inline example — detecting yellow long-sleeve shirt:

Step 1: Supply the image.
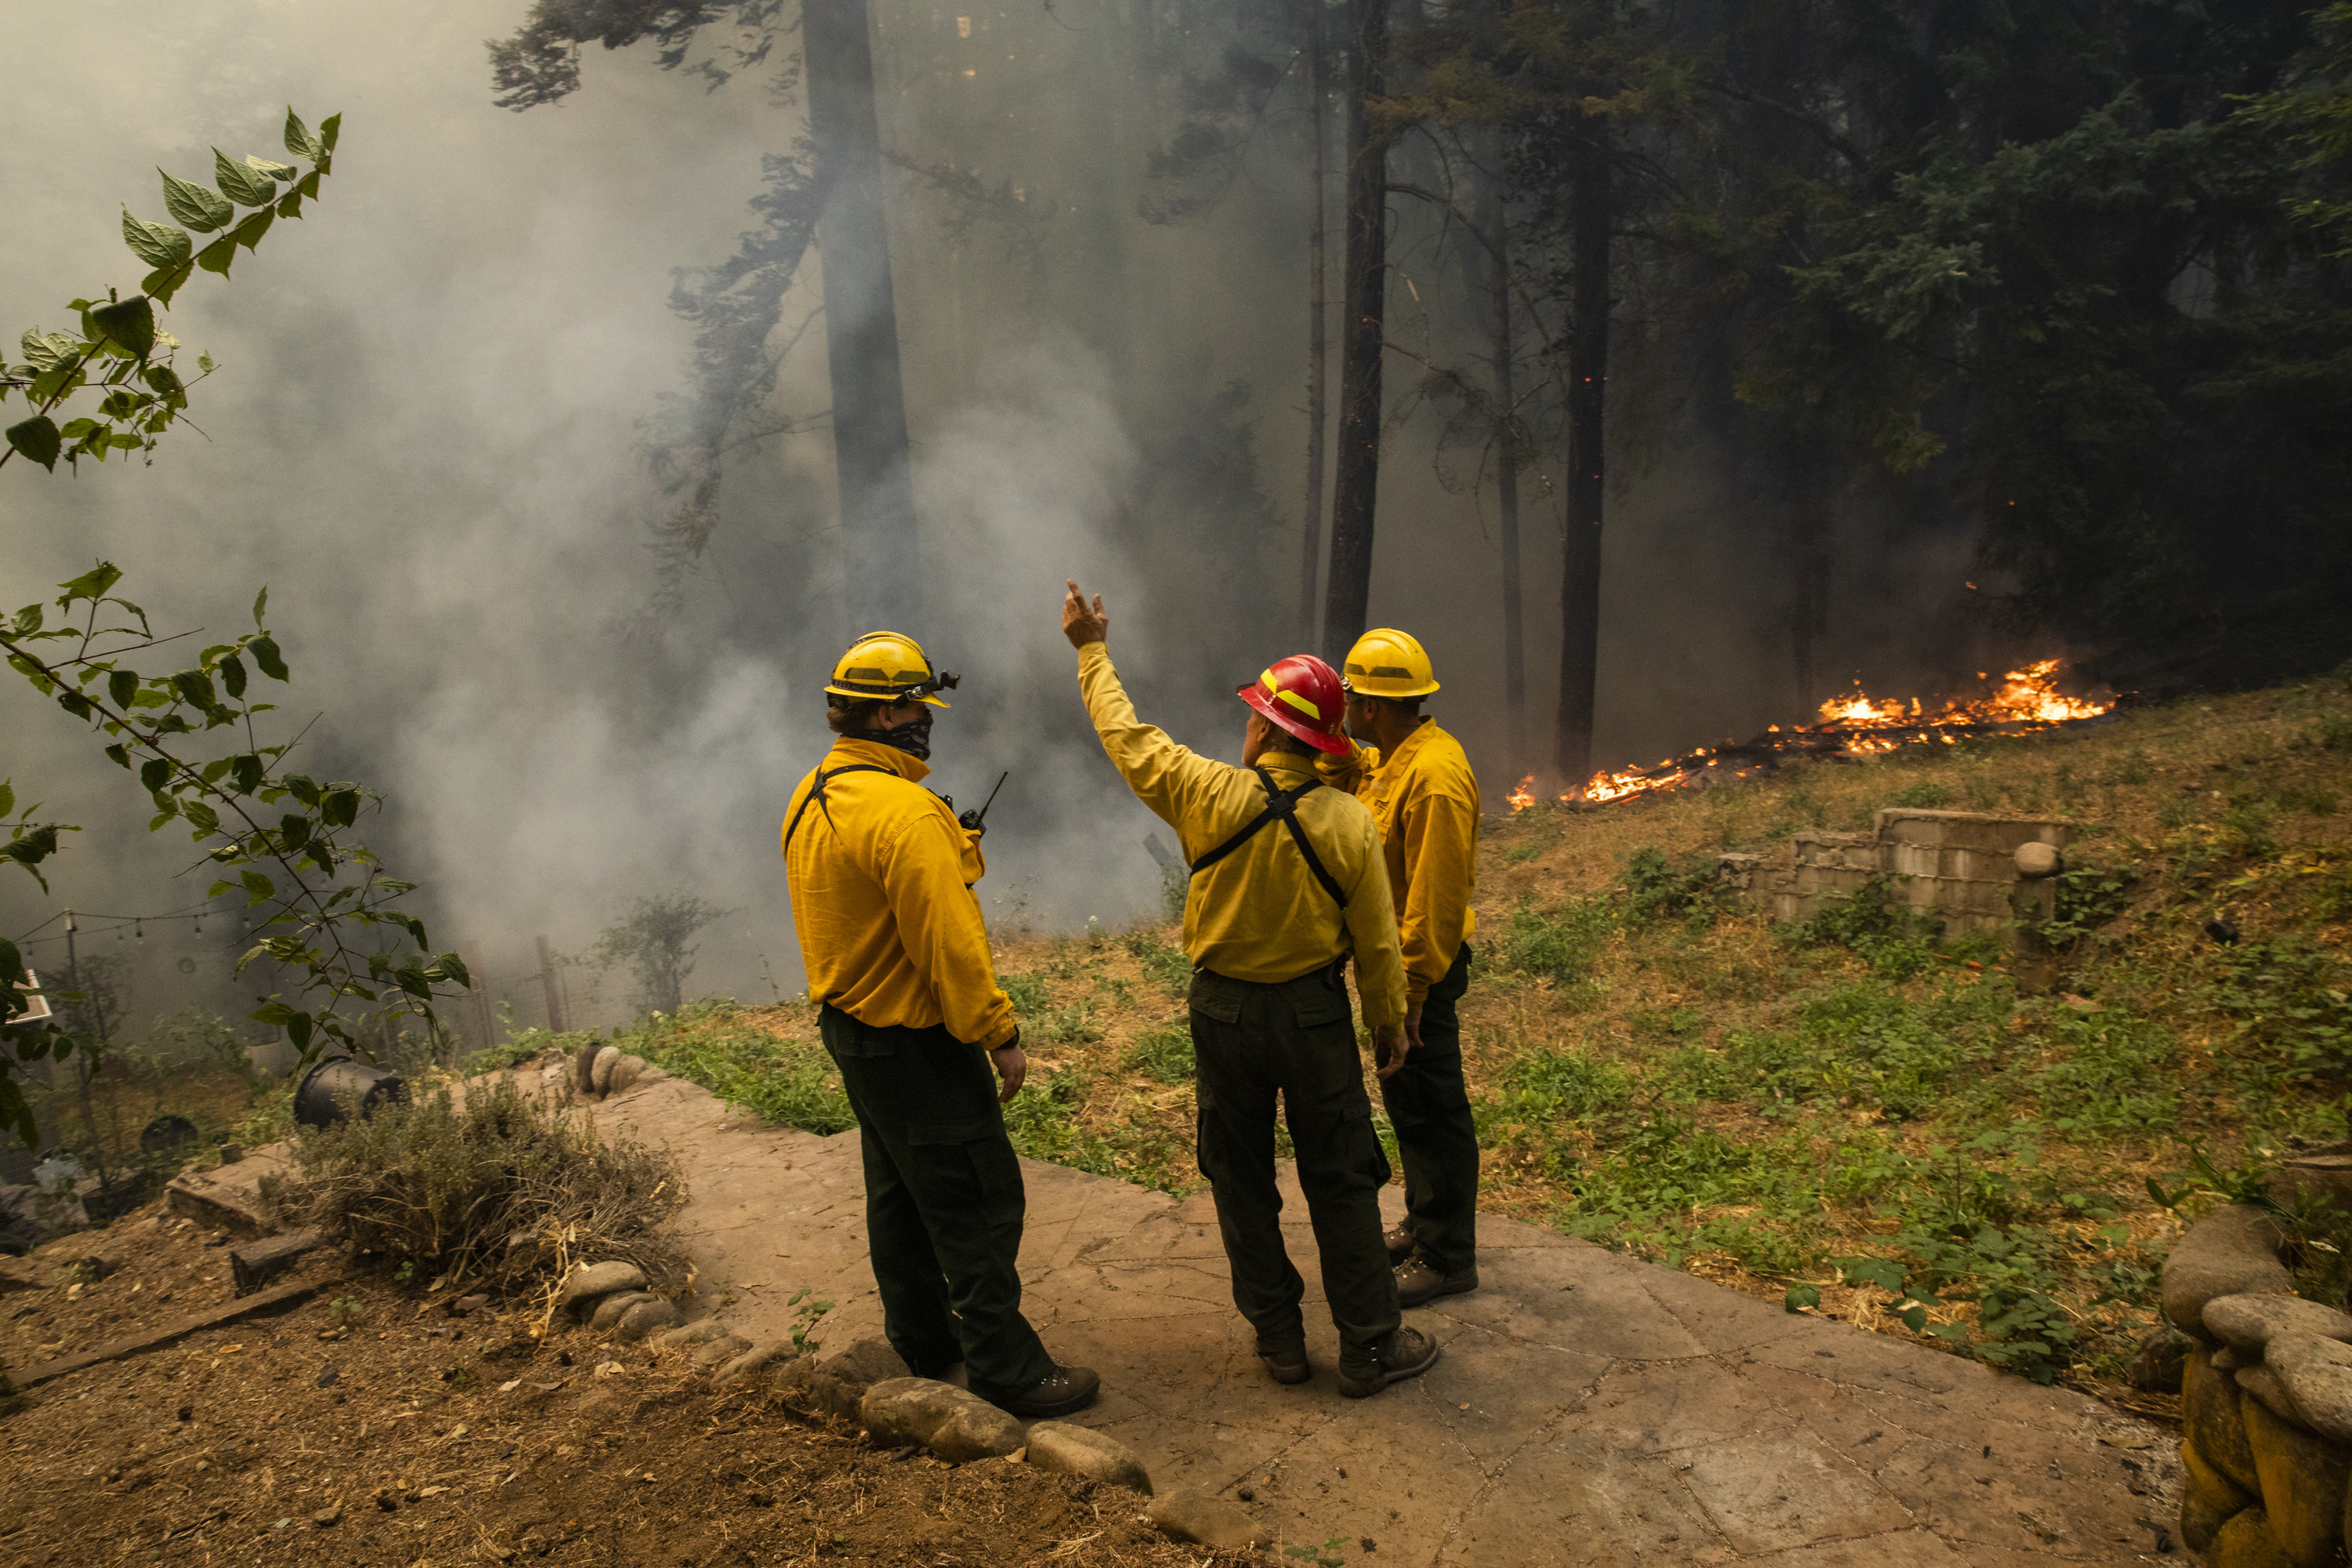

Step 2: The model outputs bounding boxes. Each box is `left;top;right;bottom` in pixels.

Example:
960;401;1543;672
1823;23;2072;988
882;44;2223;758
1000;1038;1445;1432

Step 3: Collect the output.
781;739;1016;1049
1076;641;1407;1029
1318;720;1480;1005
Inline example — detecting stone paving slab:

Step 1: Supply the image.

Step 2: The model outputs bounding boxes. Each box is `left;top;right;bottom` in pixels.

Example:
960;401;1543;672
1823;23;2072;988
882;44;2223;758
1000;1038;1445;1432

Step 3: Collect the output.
266;1064;2185;1563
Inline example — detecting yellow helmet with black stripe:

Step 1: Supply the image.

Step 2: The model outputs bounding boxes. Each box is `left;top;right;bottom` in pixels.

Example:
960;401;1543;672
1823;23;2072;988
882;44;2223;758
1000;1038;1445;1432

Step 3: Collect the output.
825;630;960;707
1342;628;1440;699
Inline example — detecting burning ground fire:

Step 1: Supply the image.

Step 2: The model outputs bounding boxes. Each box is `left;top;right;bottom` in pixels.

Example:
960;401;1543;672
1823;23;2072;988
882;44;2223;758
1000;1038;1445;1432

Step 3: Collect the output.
1510;659;2114;811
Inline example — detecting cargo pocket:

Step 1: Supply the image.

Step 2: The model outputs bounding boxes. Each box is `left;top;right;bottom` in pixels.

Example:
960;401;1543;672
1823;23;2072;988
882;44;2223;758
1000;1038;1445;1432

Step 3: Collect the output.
1288;985;1353;1030
1187;971;1243;1025
906;1117;1019;1205
1294;1109;1392;1204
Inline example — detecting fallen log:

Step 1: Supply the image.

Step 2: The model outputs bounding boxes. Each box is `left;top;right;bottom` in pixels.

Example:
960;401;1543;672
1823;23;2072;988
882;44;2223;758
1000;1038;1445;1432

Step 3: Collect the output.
9;1273;342;1388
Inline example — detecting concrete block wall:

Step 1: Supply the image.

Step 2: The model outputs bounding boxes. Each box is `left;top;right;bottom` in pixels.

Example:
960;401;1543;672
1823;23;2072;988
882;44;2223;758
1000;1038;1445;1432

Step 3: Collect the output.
1722;808;2071;941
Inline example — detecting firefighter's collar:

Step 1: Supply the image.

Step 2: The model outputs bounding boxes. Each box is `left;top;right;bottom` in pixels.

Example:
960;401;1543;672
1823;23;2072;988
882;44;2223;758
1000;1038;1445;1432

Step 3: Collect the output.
829;736;931;785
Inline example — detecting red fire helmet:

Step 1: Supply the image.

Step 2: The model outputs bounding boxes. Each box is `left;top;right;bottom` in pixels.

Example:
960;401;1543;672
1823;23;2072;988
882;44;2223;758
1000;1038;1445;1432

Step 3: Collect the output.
1236;654;1352;755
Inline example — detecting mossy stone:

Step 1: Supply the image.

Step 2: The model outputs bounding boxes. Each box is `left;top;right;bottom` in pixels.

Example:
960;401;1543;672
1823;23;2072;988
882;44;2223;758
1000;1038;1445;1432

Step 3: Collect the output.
2184;1434;2257;1552
2245;1393;2350;1567
2212;1506;2296;1568
2192;1342;2264;1494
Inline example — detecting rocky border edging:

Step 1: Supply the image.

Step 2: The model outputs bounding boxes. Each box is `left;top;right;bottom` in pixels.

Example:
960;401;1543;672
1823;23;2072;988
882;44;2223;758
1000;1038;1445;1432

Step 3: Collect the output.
548;1261;1273;1552
2164;1203;2352;1565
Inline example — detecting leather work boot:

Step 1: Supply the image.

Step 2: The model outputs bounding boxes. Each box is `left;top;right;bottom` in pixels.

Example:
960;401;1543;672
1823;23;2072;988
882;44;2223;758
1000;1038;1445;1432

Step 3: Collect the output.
1338;1326;1441;1399
1384;1223;1417;1262
1257;1334;1311;1386
1395;1255;1479;1309
1002;1363;1101;1418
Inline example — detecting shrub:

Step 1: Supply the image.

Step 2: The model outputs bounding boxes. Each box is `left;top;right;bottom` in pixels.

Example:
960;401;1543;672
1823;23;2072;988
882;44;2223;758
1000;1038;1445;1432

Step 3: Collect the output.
265;1076;688;1299
1001;972;1051;1015
1123;1022;1195;1083
1798;876;1944;978
1620;847;1725;927
1887;781;1955;808
1496;899;1611;982
631;1005;856;1134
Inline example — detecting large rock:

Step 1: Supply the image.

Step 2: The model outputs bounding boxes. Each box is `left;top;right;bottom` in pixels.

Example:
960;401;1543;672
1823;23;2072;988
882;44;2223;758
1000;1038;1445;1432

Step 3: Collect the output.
2242;1363;2303;1426
590;1291;656;1332
691;1335;753;1368
572;1039;601;1094
859;1377;1023;1463
2183;1436;2256;1553
819;1338;912;1389
2269;1334;2352;1444
2211;1506;2295;1568
658;1319;737;1351
2166;1207;2292;1338
1025;1422;1152;1494
2191;1344;2263;1494
714;1341;794;1389
2244;1395;2350;1568
2270;1148;2352;1218
1144;1488;1271;1549
2209;1295;2352;1359
606;1054;645;1094
590;1046;622;1095
557;1261;648;1316
613;1298;682;1341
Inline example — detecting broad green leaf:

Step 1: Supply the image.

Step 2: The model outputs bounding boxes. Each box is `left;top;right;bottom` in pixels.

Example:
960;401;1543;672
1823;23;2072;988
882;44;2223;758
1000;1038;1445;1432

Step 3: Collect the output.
1782;1283;1820;1312
0;783;11;817
283;107;321;160
245;154;296;183
170;669;218;709
5;416;60;470
230;753;264;794
107;670;138;710
121;209;192;267
239;869;275;900
58;562;124;601
249;635;289;681
323;789;359;827
139;757;171;792
252;586;268;625
319;113;341;153
275;191;303;221
437;953;472;989
195;237;236;276
158;169;233;233
212;149;277;206
141;262;195;307
220;652;247;699
180;799;220;834
20;330;78;373
86;296;156;359
228;209;273;252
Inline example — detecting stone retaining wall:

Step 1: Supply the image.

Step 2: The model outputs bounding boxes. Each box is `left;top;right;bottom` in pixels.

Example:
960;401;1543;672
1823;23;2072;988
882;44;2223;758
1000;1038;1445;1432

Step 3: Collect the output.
1718;807;2068;937
2162;1200;2352;1566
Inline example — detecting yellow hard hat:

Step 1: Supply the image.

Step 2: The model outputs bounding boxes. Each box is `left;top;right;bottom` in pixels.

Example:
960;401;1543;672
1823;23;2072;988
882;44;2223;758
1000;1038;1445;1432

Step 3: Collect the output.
824;630;959;707
1342;628;1440;699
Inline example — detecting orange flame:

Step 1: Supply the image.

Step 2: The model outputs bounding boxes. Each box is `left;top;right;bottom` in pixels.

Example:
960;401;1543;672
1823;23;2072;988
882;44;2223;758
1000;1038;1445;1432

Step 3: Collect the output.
1506;659;2113;811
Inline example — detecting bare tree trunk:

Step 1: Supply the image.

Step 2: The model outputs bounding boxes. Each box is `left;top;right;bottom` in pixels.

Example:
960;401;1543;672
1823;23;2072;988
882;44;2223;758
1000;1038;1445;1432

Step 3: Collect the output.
804;0;922;627
1474;154;1527;779
1298;5;1330;646
1790;472;1831;712
1552;122;1610;790
1323;0;1390;662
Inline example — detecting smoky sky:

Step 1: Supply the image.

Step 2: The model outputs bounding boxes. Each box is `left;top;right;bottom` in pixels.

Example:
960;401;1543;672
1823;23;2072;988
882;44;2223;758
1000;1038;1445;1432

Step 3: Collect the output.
2;1;2012;1036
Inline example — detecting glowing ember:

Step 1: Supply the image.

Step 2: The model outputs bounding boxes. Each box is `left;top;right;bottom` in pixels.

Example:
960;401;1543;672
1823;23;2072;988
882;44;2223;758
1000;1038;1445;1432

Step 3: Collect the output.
1506;659;2114;811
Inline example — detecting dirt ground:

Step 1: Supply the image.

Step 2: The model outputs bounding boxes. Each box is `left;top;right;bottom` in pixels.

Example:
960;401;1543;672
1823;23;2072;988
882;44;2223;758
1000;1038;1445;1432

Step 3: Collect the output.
0;1203;1275;1568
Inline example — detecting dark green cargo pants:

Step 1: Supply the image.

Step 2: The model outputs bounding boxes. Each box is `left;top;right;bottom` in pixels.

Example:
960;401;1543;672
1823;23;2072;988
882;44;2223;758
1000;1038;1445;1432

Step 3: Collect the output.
1381;942;1479;1273
818;1006;1054;1403
1189;964;1402;1353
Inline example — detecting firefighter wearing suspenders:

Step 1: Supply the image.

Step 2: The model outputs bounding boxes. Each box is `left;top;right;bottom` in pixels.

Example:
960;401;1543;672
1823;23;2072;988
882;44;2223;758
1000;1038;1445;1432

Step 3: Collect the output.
782;631;1099;1419
1324;629;1483;1308
1062;582;1443;1400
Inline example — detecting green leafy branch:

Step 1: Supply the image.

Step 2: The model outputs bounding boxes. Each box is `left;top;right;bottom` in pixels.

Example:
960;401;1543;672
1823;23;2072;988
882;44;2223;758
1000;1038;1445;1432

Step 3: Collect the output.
1;107;337;474
0;564;470;1062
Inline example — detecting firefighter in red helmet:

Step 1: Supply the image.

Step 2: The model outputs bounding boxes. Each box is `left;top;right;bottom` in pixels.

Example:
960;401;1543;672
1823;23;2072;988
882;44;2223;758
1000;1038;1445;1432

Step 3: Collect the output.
1061;581;1440;1400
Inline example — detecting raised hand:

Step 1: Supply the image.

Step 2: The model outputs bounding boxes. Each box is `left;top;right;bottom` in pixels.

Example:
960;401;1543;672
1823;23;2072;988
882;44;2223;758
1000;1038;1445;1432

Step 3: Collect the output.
1062;579;1109;649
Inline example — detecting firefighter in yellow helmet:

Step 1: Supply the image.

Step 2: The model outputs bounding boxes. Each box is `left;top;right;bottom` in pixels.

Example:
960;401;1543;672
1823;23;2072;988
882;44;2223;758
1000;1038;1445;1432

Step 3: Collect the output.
1062;582;1440;1401
782;630;1098;1418
1323;628;1483;1308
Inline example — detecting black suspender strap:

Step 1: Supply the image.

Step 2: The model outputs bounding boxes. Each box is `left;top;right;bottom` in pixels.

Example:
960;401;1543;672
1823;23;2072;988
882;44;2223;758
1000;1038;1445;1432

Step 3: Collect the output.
782;764;898;855
1187;767;1349;908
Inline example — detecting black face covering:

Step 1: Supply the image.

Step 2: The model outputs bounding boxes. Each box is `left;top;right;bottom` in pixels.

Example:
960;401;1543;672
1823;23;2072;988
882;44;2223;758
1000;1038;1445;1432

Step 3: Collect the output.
859;707;934;761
